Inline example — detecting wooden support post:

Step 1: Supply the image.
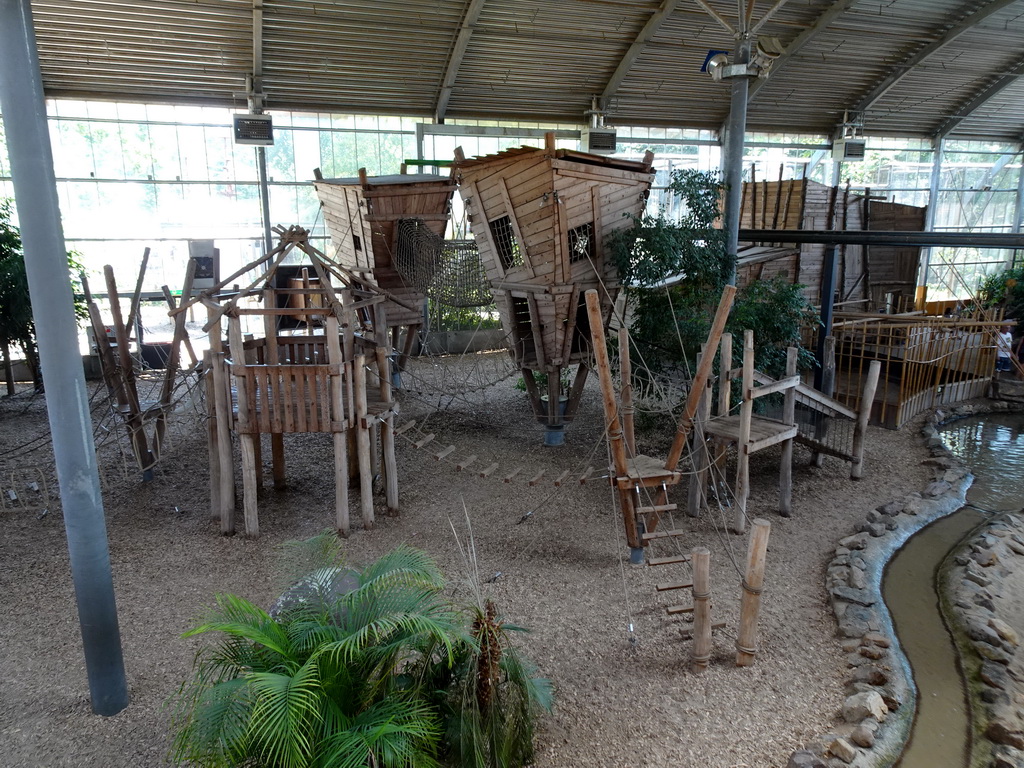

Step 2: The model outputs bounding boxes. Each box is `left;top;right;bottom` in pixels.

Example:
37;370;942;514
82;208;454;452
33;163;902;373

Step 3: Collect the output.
690;547;712;673
732;330;754;534
326;316;350;536
546;365;561;427
104;266;154;476
228;314;259;537
1;338;14;396
619;327;636;456
204;350;221;521
851;360;881;480
714;332;733;472
207;309;235;534
354;354;374;530
584;290;637;548
261;288;287;490
736;518;771;667
779;346;797;516
813;335;836;468
376;346;399;514
665;285;736;472
687;379;712;517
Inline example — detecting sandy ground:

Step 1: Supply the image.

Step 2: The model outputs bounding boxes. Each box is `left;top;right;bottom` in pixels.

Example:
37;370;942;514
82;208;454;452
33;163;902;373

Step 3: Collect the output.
0;356;934;768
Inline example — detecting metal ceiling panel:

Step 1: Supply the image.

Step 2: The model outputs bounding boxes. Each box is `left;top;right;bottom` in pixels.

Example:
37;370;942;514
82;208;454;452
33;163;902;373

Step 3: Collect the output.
20;0;1024;141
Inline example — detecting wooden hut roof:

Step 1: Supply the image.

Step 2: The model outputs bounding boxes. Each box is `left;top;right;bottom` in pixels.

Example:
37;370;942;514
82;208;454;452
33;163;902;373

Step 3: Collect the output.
455;145;653;175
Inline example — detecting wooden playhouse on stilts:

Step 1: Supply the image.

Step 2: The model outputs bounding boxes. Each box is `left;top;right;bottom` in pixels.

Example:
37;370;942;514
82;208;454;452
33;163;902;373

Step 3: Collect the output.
179;225;399;537
453;133;655;444
312;169;457;368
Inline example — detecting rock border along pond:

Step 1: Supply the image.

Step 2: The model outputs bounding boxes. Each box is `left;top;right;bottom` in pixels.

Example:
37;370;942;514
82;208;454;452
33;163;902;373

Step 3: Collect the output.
787;399;1024;768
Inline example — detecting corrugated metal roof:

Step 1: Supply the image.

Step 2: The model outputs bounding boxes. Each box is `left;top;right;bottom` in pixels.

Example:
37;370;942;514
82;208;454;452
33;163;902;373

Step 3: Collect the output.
24;0;1024;141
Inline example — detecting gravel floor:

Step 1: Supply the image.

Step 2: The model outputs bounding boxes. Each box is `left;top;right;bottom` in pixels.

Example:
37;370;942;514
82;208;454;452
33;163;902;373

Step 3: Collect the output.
0;357;933;767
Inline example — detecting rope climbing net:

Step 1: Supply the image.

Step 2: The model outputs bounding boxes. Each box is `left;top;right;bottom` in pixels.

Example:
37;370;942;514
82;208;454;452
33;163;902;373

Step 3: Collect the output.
393;218;492;308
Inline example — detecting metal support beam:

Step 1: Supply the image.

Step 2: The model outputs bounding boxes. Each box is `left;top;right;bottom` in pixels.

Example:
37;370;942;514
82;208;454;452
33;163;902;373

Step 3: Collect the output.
920;138;944;288
815;244;838;389
934;57;1024;139
738;228;1024;249
748;0;858;102
1012;142;1024;268
435;0;487;122
0;0;128;716
722;39;752;285
852;0;1019;117
602;0;682;99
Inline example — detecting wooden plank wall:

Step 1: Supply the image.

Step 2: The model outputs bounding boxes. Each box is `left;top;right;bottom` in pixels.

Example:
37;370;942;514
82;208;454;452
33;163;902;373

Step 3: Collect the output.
866;200;926;309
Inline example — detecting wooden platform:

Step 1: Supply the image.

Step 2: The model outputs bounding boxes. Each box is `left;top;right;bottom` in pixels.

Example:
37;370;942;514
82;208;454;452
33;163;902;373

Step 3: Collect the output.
704;414;798;454
615;453;681;489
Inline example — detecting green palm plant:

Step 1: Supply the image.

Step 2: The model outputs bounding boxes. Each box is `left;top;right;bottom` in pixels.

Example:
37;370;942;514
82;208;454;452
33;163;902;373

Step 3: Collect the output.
427;513;554;768
170;543;466;768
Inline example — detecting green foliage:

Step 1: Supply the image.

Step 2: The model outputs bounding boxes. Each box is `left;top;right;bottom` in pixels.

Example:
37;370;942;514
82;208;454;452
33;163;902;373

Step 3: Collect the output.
608;169;731;290
977;265;1024;322
607;172;818;383
431;302;502;332
0;199;89;390
170;536;552;768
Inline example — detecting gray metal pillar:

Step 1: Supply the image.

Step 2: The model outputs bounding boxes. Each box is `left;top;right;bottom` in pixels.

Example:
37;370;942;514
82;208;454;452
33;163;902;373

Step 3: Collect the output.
0;0;128;716
722;39;752;285
920;138;944;289
815;244;839;390
256;145;273;258
1012;143;1024;269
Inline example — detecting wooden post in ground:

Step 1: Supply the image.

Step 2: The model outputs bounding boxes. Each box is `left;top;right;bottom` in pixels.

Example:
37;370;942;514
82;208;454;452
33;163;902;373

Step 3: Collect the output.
690;546;712;673
584;290;637;548
713;332;733;474
732;330;754;534
262;287;287;490
736;518;771;666
376;345;399;514
1;338;14;395
813;335;835;467
228;314;259;537
207;308;235;534
104;265;155;477
779;346;797;516
664;285;736;472
687;349;712;517
354;353;374;530
851;360;881;480
618;327;636;456
326;316;350;536
204;349;221;521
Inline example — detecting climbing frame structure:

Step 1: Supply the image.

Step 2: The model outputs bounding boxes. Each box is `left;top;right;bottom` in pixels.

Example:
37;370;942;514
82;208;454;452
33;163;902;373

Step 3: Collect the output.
177;225;399;537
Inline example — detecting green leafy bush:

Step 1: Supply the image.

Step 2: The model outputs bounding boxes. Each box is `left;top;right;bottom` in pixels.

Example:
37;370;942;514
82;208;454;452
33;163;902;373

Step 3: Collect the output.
977;265;1024;321
0;198;87;391
607;170;818;383
170;537;552;768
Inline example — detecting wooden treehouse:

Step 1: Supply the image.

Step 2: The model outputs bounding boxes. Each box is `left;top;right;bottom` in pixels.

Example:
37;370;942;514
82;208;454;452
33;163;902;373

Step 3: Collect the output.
737;177;926;311
312;169;457;366
177;225;399;537
453;133;654;442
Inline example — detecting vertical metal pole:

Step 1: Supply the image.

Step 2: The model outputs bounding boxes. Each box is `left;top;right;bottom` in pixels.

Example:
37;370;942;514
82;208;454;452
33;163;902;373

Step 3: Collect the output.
0;0;128;715
815;244;839;390
921;137;944;289
1012;143;1024;269
256;145;273;259
722;39;752;286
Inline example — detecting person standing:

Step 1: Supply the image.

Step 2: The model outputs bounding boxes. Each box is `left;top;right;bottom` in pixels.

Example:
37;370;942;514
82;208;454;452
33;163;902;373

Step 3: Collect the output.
996;324;1015;376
